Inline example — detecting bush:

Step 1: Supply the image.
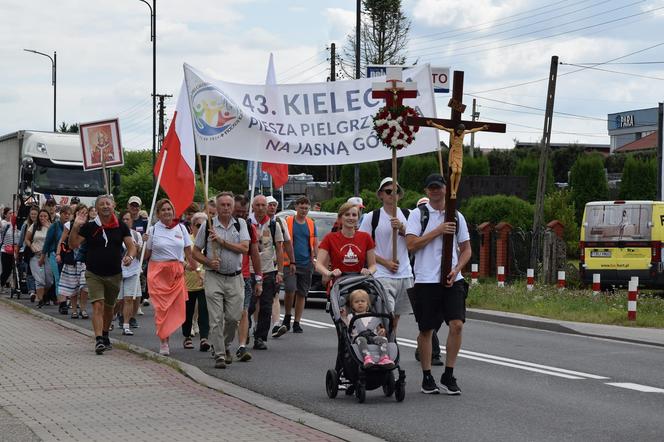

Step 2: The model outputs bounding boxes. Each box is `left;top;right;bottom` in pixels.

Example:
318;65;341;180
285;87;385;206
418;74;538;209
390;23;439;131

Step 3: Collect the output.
398;153;439;192
461;195;534;230
544;189;579;257
209;162;247;196
569;154;608;223
463;155;490;176
514;155;553;203
551;145;583;182
619;156;657;200
487;149;518;176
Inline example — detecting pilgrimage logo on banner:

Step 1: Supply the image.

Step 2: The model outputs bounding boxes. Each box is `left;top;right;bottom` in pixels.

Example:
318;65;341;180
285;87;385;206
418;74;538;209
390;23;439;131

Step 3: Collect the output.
183;63;438;166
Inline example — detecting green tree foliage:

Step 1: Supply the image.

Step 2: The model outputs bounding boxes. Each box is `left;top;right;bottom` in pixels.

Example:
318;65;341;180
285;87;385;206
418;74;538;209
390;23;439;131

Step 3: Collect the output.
487;149;518;176
544;189;579;257
569;154;608;222
461;195;534;230
116;162;163;210
209;161;247;196
463;155;490;176
57;122;79;133
514;155;553;203
551;145;583;182
398;153;438;191
337;162;381;195
619;156;657;200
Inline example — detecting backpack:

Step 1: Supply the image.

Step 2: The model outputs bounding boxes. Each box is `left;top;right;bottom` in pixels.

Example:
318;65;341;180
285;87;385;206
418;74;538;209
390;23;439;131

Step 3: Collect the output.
247;218;277;250
202;218;246;255
369;207;411;241
59;231;76;266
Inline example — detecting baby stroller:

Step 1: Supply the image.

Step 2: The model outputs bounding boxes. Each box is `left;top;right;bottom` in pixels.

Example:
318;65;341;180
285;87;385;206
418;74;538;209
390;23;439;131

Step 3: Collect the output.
325;274;406;403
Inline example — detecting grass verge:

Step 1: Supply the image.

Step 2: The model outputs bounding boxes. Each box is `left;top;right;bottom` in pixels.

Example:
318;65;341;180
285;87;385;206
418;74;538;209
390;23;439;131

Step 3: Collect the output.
467;280;664;328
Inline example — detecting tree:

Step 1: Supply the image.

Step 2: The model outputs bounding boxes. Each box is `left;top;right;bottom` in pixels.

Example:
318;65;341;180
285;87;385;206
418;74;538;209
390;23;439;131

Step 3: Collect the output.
58;122;79;133
544;189;579;257
398;153;438;192
462;195;534;230
338;162;381;195
209;162;248;196
341;0;411;78
515;155;553;203
487;149;518;176
569;154;608;223
463;155;490;176
551;144;583;183
619;156;657;200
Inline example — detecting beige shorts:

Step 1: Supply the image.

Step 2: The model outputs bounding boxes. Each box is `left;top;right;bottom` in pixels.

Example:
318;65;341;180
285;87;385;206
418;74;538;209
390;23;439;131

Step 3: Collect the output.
86;271;122;307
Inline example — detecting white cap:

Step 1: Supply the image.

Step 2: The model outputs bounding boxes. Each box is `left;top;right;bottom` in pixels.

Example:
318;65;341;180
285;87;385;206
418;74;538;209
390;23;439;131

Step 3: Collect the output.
266;196;278;205
128;196;142;206
347;196;364;208
416;197;429;207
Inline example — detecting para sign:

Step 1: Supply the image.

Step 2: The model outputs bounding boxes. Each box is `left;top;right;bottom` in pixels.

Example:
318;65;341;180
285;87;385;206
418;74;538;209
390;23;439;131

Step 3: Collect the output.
183;63;438;165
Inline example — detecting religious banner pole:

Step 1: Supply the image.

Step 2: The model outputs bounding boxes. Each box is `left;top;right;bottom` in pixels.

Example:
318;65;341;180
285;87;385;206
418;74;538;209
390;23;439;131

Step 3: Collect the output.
101;154;110;195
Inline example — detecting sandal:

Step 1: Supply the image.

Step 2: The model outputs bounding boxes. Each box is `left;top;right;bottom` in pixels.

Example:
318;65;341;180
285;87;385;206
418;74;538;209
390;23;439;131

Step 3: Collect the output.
199;338;210;352
183;338;194;349
80;311;89;319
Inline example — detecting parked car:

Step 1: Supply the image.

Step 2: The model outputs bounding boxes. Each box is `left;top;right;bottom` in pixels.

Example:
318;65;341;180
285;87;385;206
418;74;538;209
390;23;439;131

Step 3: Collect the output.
276;209;337;298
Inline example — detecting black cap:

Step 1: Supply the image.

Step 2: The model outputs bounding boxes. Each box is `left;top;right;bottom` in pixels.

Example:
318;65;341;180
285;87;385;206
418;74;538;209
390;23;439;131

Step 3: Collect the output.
424;173;446;188
70;197;80;204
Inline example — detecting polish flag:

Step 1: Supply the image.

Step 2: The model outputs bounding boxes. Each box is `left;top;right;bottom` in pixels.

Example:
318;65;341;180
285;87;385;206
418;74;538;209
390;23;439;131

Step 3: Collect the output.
260;53;289;189
154;81;196;217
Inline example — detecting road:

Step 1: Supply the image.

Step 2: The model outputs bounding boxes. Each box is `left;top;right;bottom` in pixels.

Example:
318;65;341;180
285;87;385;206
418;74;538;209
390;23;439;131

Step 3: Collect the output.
14;296;664;442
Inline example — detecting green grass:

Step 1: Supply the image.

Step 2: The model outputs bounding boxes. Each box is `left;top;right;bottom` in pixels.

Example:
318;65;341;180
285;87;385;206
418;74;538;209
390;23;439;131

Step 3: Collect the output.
467;280;664;328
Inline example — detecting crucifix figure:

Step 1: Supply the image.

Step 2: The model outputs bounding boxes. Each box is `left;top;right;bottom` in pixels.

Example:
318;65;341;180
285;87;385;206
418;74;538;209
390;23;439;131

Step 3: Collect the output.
407;71;506;283
371;67;417;262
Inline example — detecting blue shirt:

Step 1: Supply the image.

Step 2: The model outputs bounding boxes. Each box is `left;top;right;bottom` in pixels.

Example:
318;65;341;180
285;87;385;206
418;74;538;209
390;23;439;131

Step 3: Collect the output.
292;219;317;267
43;221;64;255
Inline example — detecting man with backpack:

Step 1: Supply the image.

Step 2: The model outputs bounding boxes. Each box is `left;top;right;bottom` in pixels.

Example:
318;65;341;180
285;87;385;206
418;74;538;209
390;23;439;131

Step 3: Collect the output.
358;177;412;335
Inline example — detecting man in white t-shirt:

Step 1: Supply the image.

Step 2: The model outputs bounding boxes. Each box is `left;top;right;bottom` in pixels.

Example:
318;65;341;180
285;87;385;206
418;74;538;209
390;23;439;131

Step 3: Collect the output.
358;177;412;335
406;173;471;396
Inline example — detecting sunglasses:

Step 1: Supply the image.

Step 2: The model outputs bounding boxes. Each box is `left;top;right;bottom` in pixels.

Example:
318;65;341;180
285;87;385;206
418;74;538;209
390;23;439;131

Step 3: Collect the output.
194;223;202;229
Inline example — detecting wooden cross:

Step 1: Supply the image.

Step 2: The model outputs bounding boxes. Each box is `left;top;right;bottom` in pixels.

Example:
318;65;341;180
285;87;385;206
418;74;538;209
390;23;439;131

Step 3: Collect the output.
407;71;506;284
371;67;418;262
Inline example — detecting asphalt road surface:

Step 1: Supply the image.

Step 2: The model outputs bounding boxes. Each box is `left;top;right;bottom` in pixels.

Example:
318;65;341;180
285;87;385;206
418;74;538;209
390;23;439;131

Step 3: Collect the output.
17;295;664;442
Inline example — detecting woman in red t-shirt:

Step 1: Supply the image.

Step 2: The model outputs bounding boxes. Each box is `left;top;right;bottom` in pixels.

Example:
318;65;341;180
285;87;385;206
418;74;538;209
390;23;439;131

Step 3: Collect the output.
316;202;376;281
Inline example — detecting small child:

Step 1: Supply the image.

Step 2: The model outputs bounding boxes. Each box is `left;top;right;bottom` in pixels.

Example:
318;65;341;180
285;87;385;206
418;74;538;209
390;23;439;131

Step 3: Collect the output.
342;289;395;369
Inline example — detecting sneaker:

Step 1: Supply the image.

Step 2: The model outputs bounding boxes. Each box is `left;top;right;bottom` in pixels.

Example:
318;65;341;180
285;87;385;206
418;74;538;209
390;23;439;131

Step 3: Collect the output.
440;374;461;395
292;322;303;333
129;317;139;328
199;338;211;352
95;340;106;355
122;328;134;336
432;354;444;366
143;299;150;307
377;355;395;369
421;374;440;394
214;356;226;369
103;337;112;350
362;355;375;369
235;346;252;362
225;350;233;364
253;338;267;350
159;343;170;356
137;307;144;316
272;324;287;338
282;314;291;331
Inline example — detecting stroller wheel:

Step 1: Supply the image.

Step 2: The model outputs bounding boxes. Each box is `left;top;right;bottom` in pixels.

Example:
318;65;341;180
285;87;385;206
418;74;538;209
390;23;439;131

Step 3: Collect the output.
355;383;366;403
325;369;338;399
395;380;406;402
383;371;396;397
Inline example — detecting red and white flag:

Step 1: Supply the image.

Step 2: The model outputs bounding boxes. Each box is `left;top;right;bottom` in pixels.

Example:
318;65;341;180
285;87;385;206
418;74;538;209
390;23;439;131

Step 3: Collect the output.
260;53;288;189
154;81;196;217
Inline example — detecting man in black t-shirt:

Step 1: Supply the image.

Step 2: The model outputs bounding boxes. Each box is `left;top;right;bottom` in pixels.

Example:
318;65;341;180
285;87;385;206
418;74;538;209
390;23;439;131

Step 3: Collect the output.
69;195;136;355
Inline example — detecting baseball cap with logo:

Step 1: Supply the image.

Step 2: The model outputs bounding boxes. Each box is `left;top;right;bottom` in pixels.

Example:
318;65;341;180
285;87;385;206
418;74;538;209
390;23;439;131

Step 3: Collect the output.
347;196;365;208
128;196;142;206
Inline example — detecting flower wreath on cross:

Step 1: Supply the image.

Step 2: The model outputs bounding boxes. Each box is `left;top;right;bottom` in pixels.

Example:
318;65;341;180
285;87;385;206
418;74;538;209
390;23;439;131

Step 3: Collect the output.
373;105;420;150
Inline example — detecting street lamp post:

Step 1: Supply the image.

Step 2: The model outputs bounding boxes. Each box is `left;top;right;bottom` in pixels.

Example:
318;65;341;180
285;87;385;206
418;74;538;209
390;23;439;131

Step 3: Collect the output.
138;0;156;187
24;49;56;132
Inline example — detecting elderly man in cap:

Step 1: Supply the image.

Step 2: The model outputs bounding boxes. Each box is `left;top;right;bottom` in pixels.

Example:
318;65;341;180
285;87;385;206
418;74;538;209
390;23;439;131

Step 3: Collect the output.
127;196;148;235
406;173;471;396
359;177;412;335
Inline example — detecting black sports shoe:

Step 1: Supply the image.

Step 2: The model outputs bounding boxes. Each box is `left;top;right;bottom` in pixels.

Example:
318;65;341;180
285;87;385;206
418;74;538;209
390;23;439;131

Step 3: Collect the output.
129;317;139;328
440;374;461;395
253;338;267;350
95;340;106;355
272;324;287;338
103;337;112;351
292;322;303;333
432;354;444;366
282;314;291;331
421;374;440;394
235;346;252;362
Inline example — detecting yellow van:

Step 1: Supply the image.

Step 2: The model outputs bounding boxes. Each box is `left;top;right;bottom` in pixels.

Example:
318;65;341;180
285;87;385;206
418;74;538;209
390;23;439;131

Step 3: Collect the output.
580;201;664;288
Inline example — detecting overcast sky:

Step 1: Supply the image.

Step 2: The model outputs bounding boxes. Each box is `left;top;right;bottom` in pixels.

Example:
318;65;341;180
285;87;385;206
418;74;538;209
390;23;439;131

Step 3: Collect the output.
1;0;663;151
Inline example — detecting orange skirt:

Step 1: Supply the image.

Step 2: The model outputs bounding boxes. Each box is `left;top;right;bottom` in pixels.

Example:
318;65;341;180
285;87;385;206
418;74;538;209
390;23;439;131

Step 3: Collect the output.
147;261;188;340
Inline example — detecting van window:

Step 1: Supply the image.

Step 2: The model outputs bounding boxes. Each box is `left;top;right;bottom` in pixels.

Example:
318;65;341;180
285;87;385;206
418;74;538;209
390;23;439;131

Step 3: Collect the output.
584;204;651;241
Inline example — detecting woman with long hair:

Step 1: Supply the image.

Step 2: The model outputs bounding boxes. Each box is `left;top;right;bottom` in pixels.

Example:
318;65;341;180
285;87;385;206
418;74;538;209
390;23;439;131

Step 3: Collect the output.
0;209;19;293
56;204;90;319
20;205;39;301
117;210;143;335
24;209;54;306
145;199;196;356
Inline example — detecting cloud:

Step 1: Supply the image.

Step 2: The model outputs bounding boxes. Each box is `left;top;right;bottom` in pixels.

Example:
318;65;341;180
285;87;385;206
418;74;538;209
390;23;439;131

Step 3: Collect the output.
324;7;355;41
411;0;527;28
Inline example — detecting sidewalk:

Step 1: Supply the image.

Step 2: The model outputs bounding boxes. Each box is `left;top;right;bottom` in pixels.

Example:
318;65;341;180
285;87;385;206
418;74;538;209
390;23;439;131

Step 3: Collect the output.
468;308;664;347
0;301;378;442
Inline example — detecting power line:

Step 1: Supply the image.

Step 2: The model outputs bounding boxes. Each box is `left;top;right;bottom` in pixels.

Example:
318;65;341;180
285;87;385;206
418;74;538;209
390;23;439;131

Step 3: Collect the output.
277;48;328;76
479;115;609;137
560;63;664;80
467;94;607;121
281;59;328;82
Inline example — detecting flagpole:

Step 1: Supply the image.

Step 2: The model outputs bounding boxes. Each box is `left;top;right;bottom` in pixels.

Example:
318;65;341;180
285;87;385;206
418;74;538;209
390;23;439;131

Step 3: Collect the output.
248;160;259;217
205;155;210;196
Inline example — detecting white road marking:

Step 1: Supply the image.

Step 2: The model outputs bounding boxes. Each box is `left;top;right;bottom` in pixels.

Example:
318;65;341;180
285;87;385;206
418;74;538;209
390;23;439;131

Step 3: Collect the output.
605;382;664;393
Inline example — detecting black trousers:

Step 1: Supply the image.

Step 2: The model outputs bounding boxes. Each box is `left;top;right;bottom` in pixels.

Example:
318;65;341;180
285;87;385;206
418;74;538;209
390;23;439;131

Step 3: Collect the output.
182;289;210;339
248;271;277;341
0;252;14;287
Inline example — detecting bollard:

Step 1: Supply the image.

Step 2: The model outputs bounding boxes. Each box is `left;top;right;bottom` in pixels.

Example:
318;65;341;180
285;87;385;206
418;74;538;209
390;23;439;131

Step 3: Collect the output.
557;271;566;289
630;276;639;288
471;264;479;285
592;274;601;295
628;279;637;321
497;266;505;287
526;268;534;291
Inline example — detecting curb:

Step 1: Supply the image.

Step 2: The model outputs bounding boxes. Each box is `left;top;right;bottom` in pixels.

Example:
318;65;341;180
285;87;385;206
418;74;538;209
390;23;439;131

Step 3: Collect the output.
0;297;384;442
467;308;664;348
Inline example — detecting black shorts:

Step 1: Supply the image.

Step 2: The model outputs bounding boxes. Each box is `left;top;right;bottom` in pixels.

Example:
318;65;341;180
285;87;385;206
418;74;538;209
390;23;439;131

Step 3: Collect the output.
412;280;468;332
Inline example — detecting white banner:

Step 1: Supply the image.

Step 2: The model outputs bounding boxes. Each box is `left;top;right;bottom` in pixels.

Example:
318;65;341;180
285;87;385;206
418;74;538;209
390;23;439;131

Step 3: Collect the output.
183;63;439;165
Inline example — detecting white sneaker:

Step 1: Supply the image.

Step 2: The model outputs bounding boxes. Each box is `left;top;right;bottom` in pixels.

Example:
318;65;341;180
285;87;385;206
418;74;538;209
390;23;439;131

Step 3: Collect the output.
159;343;170;356
137;307;144;316
143;299;150;307
122;328;134;336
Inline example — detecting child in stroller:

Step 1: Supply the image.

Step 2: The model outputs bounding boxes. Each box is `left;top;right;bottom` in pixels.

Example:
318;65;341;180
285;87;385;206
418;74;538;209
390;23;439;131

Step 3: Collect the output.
341;289;395;369
325;274;405;403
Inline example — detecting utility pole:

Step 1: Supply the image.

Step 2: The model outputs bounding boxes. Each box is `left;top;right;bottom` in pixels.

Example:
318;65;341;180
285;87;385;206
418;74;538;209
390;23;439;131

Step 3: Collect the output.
328;43;336;192
530;55;559;270
657;102;663;200
354;0;361;197
469;98;478;157
155;93;173;145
